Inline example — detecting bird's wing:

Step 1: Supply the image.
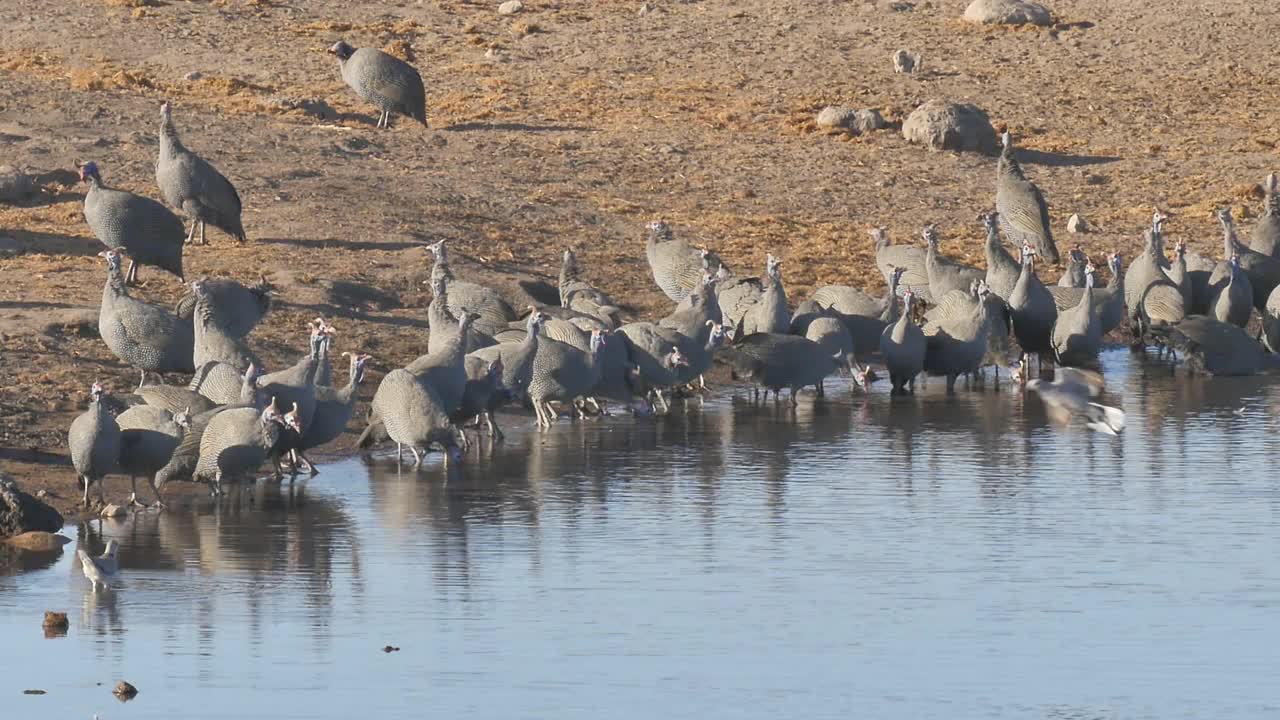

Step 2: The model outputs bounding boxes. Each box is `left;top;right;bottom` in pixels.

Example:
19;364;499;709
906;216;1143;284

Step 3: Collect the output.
1085;402;1126;435
1055;367;1104;397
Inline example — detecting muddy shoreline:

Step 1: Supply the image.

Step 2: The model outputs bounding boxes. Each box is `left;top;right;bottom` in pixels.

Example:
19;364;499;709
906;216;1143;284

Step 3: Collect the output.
2;1;1278;524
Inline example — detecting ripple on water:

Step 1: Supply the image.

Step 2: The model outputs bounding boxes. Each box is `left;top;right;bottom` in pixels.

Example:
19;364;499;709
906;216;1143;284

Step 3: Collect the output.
2;349;1280;718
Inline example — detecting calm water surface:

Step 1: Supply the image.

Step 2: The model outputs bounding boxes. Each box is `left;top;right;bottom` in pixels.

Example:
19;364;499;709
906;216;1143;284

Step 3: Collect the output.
3;348;1280;719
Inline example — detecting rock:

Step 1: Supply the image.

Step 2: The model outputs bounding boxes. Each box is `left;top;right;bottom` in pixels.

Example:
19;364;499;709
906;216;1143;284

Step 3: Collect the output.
262;96;335;120
886;1;914;9
0;477;63;540
815;106;885;134
183;71;203;81
23;689;46;695
893;49;920;74
638;3;655;15
382;645;401;653
498;0;523;14
484;48;503;61
113;681;138;699
1067;213;1087;233
42;611;69;630
6;532;69;551
963;0;1053;26
0;165;34;205
100;504;127;519
901;100;997;154
851;109;886;133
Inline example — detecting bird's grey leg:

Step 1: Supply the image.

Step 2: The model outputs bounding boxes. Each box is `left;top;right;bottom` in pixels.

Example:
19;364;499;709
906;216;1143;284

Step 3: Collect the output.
396;443;404;463
81;475;91;507
816;380;824;398
791;387;800;406
185;221;196;245
410;446;422;467
214;471;224;498
199;221;207;246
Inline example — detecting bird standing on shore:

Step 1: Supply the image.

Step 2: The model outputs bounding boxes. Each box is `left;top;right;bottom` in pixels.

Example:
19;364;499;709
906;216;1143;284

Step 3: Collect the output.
155;102;246;245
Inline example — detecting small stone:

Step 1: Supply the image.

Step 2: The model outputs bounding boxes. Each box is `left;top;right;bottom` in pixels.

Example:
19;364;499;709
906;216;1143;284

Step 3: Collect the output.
113;681;138;699
100;504;127;519
497;0;523;15
1067;213;1086;233
851;109;886;133
382;645;401;653
484;47;502;60
963;0;1053;27
816;106;885;134
0;166;34;205
886;1;914;10
43;611;69;630
262;96;334;120
902;100;997;154
892;49;920;74
815;105;855;129
183;71;203;81
7;531;68;551
638;3;654;15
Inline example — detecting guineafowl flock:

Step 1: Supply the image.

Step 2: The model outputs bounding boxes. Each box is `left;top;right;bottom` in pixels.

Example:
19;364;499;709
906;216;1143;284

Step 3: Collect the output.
59;41;1280;511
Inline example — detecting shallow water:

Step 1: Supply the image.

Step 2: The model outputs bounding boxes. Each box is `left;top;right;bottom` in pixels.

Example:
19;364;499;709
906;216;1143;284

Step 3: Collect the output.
4;348;1280;719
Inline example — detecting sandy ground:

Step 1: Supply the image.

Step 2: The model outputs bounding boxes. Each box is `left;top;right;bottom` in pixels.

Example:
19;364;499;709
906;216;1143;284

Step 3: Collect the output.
2;0;1279;520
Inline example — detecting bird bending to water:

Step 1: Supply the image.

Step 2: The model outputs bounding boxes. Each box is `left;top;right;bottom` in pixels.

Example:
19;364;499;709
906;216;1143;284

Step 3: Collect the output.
77;540;119;592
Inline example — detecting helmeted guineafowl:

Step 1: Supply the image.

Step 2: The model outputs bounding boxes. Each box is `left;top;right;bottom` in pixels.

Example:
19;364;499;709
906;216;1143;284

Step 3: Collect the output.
296;352;372;474
1051;263;1102;368
923;280;994;393
329;40;427;129
80;161;185;284
1007;242;1059;371
880;289;926;395
1251;173;1280;258
97;250;195;389
559;249;621;327
720;332;841;405
996;131;1060;265
156;102;246;245
872;226;930;302
174;275;271;338
195;397;292;495
528;329;610;427
924;224;984;300
116;404;188;508
982;211;1021;301
68;382;121;507
428;241;516;337
369;369;465;465
646;220;714;303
